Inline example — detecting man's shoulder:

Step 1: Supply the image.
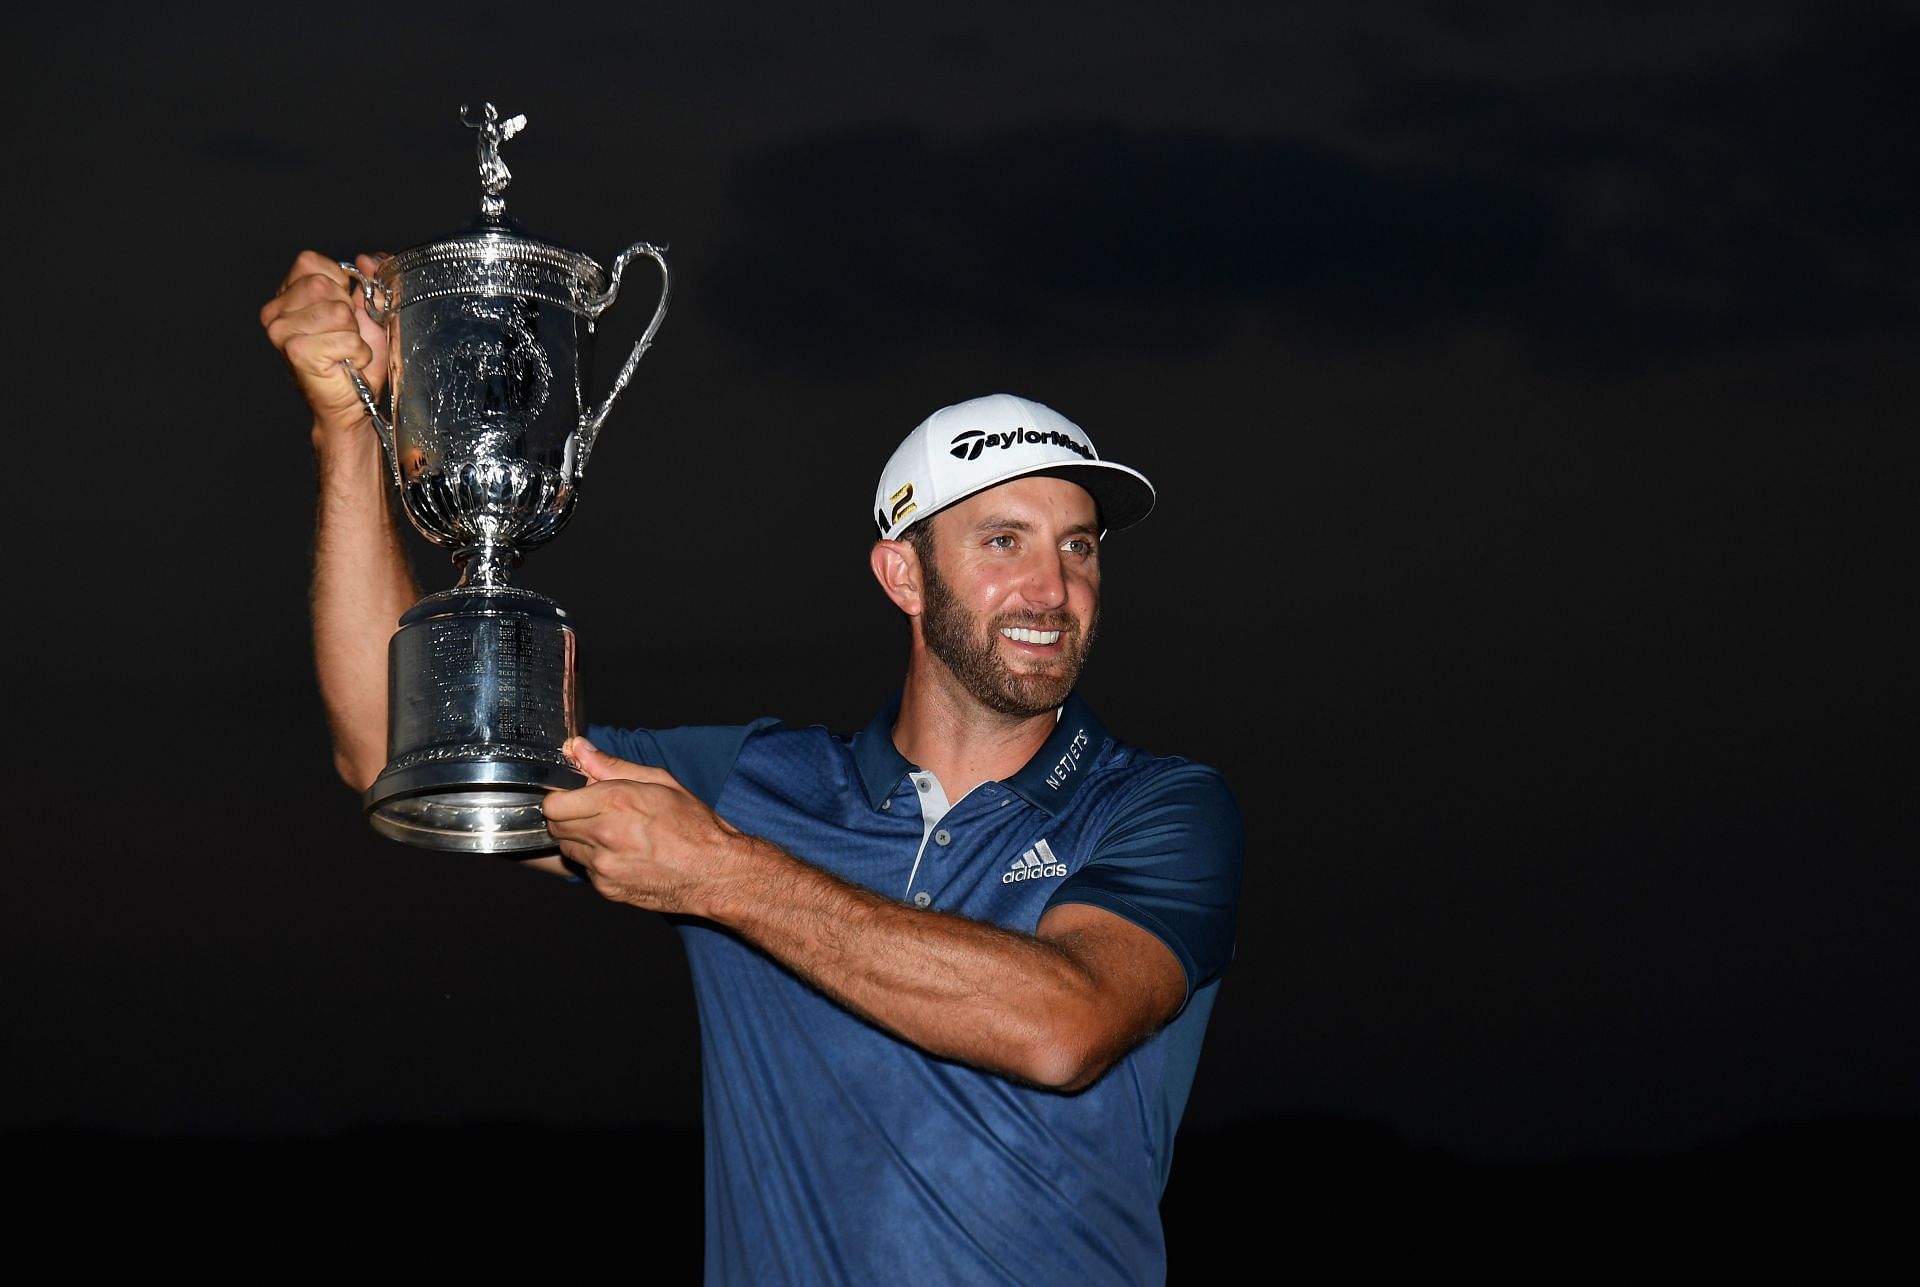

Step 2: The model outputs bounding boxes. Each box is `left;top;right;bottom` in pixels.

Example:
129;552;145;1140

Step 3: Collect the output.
1085;730;1239;816
1087;741;1244;857
1046;727;1246;994
587;714;784;758
1094;732;1227;778
587;715;866;804
1042;694;1233;793
586;716;781;802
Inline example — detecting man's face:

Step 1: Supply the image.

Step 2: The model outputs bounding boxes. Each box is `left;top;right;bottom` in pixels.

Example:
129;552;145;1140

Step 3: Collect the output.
914;476;1103;718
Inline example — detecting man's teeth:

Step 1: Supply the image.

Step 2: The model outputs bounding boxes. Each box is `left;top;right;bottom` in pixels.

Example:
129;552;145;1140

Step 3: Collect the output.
1001;627;1061;645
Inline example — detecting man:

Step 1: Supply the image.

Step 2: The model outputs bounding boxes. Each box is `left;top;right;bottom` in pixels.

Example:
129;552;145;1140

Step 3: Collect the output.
263;252;1243;1284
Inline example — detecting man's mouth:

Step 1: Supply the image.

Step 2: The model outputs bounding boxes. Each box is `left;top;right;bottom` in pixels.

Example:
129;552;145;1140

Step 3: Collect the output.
1000;626;1063;645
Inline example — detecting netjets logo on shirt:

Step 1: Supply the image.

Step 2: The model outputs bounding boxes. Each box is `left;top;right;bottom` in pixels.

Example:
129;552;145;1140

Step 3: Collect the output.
948;426;1096;462
1003;838;1067;884
1044;728;1091;791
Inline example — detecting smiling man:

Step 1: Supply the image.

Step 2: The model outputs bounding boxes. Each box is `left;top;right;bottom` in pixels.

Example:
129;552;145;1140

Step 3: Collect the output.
262;255;1242;1285
546;394;1245;1283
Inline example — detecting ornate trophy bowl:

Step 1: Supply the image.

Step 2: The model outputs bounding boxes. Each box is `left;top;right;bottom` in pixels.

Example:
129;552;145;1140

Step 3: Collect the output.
344;104;670;854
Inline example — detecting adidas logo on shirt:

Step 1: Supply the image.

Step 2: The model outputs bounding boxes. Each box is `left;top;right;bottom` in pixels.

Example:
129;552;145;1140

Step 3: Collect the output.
1003;838;1067;884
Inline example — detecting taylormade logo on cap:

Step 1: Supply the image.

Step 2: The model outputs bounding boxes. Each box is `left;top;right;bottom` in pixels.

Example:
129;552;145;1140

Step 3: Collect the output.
872;393;1157;541
948;426;1096;463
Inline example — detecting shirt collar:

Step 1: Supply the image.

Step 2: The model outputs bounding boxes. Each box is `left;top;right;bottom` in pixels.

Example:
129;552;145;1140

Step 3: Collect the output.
852;691;1110;815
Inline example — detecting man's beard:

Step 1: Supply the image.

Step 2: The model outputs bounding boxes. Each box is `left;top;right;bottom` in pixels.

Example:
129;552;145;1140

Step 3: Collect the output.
919;553;1097;718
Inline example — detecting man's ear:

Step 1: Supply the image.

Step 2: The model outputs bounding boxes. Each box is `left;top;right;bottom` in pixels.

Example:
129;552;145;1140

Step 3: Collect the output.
870;538;922;616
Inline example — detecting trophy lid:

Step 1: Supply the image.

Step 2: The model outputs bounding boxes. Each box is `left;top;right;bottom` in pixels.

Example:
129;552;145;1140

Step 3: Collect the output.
375;103;611;309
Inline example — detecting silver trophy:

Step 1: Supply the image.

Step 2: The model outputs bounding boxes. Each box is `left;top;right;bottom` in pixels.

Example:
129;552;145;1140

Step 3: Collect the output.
342;102;671;854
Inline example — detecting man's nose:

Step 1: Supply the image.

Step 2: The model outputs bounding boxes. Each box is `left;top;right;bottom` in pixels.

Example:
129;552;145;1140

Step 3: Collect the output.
1020;551;1069;608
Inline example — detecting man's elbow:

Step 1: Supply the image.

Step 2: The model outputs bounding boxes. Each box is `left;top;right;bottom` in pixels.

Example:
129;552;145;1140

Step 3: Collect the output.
333;747;382;794
1013;1025;1134;1094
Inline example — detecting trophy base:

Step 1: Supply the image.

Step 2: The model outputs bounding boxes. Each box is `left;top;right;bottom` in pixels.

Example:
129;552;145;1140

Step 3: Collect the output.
369;585;583;855
366;755;587;854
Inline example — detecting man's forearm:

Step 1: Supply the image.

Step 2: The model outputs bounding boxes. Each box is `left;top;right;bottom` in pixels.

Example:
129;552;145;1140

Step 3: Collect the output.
545;745;1190;1088
703;835;1170;1091
310;423;418;790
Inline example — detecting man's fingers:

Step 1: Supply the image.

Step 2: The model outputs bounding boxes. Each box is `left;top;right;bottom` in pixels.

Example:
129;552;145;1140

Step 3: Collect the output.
567;736;674;786
263;251;380;325
278;324;374;383
266;292;362;345
265;252;351;314
541;785;594;825
260;269;354;331
542;778;640;824
283;249;353;293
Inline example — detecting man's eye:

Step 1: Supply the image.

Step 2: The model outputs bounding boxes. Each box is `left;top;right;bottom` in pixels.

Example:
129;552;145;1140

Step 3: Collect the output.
1064;538;1096;556
988;534;1017;549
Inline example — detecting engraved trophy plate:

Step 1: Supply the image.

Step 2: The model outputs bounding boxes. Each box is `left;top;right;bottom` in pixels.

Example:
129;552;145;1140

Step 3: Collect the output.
344;103;670;854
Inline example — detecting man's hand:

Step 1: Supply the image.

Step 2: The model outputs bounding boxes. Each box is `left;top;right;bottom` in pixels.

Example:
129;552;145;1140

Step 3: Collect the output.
259;250;390;444
543;737;766;917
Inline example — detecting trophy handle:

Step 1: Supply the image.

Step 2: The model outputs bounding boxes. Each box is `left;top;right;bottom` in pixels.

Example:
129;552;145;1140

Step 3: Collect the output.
339;259;395;325
336;261;402;489
340;362;402;489
576;241;672;474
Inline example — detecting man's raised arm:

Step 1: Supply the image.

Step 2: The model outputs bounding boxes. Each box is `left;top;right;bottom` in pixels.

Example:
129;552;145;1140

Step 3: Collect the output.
260;250;418;791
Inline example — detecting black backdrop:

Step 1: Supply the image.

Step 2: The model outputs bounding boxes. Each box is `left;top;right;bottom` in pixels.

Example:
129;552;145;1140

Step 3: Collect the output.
9;1;1914;1271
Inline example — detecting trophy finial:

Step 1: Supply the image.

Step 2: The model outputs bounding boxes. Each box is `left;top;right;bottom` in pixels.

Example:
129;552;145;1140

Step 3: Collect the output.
460;101;528;219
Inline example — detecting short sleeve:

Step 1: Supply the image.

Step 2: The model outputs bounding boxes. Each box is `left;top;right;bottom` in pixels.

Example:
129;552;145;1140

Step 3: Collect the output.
585;718;780;807
1044;762;1244;998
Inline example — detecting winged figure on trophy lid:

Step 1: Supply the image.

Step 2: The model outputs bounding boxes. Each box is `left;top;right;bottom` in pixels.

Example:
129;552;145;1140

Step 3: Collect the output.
462;102;529;218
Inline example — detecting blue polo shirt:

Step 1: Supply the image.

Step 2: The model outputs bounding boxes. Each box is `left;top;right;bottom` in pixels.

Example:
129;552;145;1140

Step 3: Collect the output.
590;692;1242;1285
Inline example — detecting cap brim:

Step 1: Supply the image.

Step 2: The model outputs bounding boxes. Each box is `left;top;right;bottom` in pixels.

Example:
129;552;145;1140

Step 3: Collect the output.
895;460;1156;538
891;459;1156;539
1027;462;1156;534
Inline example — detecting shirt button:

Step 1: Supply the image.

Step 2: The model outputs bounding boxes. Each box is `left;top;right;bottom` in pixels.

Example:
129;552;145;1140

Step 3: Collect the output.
916;778;931;793
912;891;931;908
933;829;951;846
880;799;892;811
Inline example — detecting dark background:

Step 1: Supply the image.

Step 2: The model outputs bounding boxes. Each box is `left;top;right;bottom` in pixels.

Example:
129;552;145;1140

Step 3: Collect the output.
9;0;1914;1272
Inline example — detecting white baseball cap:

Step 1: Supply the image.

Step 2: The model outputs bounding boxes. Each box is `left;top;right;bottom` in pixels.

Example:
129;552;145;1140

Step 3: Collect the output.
873;394;1156;540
